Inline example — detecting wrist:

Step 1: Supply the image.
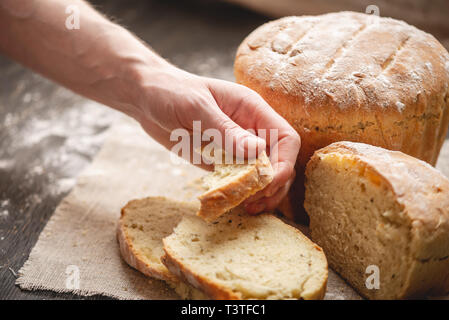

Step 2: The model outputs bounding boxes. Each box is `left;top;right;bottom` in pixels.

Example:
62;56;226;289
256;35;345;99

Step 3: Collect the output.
130;60;190;123
92;23;176;121
120;56;173;120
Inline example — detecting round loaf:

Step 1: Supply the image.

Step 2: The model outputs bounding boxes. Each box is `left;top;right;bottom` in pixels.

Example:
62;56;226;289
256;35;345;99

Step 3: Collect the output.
234;11;449;220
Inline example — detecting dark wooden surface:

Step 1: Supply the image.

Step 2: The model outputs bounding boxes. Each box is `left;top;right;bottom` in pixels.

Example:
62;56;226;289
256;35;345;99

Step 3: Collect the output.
0;0;448;300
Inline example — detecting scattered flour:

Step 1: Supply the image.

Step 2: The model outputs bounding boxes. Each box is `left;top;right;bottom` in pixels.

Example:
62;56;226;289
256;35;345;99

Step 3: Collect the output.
0;210;8;218
0;159;14;170
410;71;421;81
2;98;119;198
396;101;406;112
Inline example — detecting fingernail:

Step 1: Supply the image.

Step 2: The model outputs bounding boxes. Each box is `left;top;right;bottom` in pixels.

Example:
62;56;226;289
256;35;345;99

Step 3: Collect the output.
241;136;265;158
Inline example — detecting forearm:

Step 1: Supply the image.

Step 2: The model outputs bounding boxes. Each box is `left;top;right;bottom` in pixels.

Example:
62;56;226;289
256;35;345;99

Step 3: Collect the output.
0;0;168;119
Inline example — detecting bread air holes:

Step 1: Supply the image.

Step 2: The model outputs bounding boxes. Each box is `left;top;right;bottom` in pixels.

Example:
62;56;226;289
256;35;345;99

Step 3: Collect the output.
130;223;144;231
215;271;229;281
289;48;302;57
360;183;366;193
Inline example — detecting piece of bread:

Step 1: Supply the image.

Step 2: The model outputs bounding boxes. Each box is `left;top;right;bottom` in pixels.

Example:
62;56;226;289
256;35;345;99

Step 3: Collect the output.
304;141;449;299
117;196;207;299
162;208;328;300
197;151;274;222
234;11;449;221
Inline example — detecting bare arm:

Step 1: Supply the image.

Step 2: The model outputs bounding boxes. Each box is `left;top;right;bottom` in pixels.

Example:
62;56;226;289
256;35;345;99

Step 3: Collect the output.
0;0;301;213
0;0;166;119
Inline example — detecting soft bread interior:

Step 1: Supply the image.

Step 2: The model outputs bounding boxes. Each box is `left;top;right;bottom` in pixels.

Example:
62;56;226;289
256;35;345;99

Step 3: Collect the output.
305;153;412;299
202;162;254;190
118;197;207;299
163;209;328;300
120;197;196;277
197;150;274;222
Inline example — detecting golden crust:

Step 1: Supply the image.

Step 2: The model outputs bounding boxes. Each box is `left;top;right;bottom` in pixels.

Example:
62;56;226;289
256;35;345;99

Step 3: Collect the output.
161;249;241;300
197;152;274;222
117;197;211;299
234;11;449;220
306;141;449;299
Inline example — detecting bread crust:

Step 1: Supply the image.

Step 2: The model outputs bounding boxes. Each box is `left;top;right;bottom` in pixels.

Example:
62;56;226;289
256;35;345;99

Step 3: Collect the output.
234;11;449;221
197;152;274;222
117;198;178;282
117;197;210;299
162;213;328;300
305;141;449;299
161;250;241;300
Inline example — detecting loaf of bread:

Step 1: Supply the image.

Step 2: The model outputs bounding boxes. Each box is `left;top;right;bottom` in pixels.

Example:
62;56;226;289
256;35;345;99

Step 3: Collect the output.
117;197;207;299
304;141;449;299
162;208;328;300
197;151;273;222
235;11;449;220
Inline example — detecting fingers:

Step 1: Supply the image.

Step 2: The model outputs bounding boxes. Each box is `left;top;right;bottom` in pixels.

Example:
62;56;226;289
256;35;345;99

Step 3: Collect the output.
264;136;300;195
206;78;301;213
207;80;294;140
139;118;215;171
243;161;295;203
245;171;296;214
207;78;300;160
199;103;266;160
222;120;267;160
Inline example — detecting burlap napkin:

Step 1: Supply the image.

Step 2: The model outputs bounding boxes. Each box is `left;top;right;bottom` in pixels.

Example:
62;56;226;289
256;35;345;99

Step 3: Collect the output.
16;117;449;299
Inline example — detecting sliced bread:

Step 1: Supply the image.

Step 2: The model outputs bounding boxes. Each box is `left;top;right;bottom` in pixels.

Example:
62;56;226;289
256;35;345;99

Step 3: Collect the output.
197;151;274;222
304;141;449;299
117;196;207;299
162;208;328;299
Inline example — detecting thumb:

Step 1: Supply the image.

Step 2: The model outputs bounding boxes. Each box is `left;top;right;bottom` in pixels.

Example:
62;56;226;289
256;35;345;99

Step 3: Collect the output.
201;108;266;161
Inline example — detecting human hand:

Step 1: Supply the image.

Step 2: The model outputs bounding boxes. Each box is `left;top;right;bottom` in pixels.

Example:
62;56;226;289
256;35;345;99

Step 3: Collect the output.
134;64;300;213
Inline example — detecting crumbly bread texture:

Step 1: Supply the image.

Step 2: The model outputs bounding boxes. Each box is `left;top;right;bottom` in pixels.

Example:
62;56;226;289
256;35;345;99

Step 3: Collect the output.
117;197;207;299
235;11;449;221
197;151;274;222
304;141;449;299
162;208;328;300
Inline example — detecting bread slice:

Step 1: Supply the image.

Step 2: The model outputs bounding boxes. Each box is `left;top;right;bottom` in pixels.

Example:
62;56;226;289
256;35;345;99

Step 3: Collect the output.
117;196;207;299
197;151;274;222
162;208;328;299
304;141;449;299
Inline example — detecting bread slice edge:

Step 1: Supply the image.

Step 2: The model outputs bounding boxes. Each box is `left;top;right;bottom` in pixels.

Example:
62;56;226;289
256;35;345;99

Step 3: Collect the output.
197;152;274;222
